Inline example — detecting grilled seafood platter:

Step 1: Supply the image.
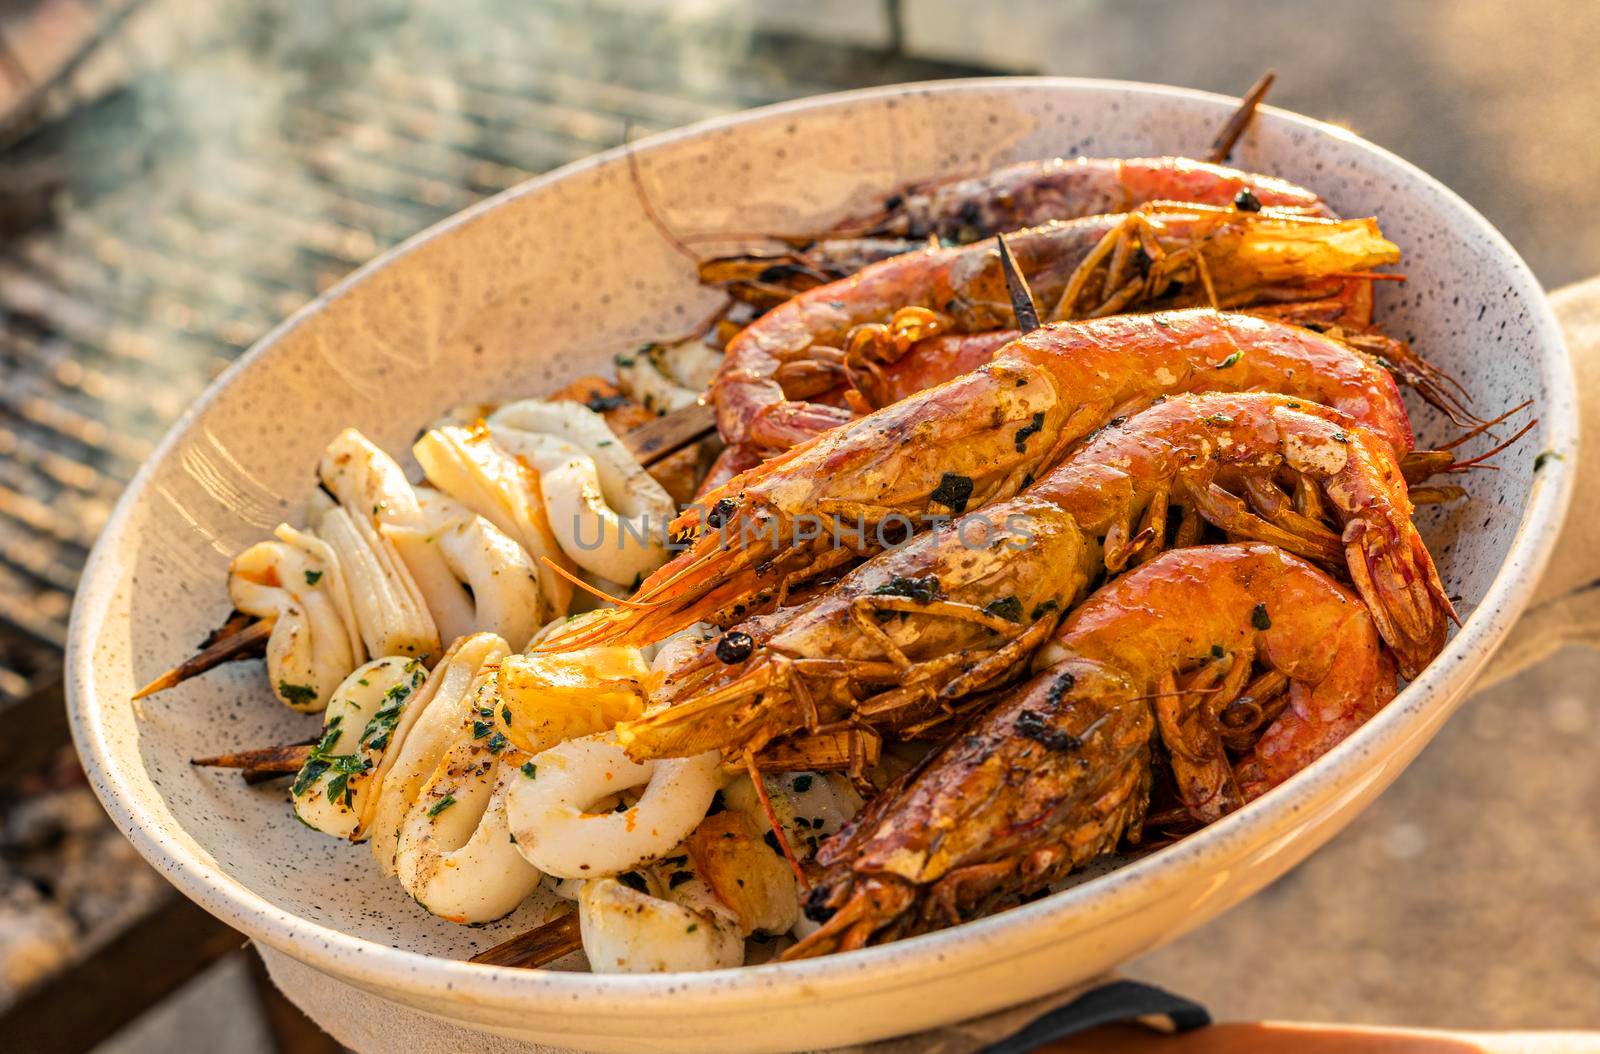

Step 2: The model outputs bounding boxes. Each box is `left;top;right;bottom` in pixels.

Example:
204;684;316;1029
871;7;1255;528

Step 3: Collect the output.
68;81;1574;1049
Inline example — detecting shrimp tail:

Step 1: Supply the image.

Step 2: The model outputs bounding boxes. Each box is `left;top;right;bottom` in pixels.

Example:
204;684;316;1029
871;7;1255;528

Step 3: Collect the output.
1343;519;1456;679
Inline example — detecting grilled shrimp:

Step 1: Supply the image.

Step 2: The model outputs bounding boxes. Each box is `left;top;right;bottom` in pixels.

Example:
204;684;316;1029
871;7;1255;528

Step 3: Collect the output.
786;544;1395;958
616;392;1444;762
702;156;1329;308
715;206;1399;452
542;310;1411;653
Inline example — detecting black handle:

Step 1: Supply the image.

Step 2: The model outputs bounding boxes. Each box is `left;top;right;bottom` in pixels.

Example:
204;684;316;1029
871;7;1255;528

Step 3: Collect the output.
979;980;1211;1054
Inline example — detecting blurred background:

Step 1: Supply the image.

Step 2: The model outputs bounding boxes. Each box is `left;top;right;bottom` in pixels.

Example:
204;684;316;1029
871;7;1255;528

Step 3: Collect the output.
0;1;1596;1050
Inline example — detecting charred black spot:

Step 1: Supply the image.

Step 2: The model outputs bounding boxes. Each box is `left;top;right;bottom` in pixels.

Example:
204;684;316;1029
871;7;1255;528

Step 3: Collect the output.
585;393;628;413
1013;411;1046;453
715;631;755;664
957;200;982;227
983;595;1023;623
883;192;904;212
1233;188;1263;212
930;472;975;514
706;497;739;529
803;885;838;923
1044;670;1077;707
1251;603;1272;631
1015;708;1083;751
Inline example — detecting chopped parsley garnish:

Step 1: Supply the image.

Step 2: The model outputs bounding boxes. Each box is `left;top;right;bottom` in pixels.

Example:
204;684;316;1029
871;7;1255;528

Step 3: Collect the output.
1211;644;1226;659
277;681;318;708
426;795;456;818
500;705;513;726
304;569;323;585
1214;350;1243;369
471;720;492;740
485;732;508;755
359;680;415;753
1535;450;1564;471
520;762;538;780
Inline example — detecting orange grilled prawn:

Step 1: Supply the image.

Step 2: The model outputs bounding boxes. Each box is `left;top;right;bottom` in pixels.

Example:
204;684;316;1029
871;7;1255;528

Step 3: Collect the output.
784;543;1395;959
540;310;1413;654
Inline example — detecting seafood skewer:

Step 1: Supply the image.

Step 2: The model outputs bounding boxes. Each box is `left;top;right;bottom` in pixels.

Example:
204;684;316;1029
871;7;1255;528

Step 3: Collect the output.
785;543;1395;958
542;309;1415;653
134;394;682;706
616;392;1450;764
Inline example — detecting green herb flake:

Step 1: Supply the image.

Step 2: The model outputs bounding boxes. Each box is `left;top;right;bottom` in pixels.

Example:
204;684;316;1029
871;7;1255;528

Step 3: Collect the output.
1535;450;1565;471
427;795;456;818
304;569;323;585
277;681;318;708
500;705;513;726
685;923;698;934
485;732;508;755
521;762;538;780
1214;350;1243;369
1211;644;1225;659
471;720;492;740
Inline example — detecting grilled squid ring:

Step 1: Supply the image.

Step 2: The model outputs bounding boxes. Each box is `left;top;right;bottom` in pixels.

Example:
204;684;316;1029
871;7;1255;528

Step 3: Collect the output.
487;400;675;588
612;338;721;416
505;731;722;879
308;490;439;663
228;529;362;712
577;873;743;973
291;656;426;835
389;489;544;650
362;633;510;866
319;428;477;644
394;735;542;924
413;423;574;618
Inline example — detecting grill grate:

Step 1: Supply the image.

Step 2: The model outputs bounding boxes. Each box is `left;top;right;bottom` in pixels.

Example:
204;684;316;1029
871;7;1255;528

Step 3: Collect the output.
0;0;1000;704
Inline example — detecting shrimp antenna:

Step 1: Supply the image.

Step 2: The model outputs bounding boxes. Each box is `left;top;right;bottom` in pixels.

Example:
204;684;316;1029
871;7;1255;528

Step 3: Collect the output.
623;121;701;264
995;234;1042;333
1208;70;1275;164
539;557;665;610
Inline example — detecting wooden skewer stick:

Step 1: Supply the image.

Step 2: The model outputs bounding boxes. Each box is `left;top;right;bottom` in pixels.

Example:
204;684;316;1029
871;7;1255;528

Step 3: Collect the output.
469;911;583;968
995;233;1041;334
620;399;717;467
191;739;315;785
132;617;272;700
1208;70;1275;165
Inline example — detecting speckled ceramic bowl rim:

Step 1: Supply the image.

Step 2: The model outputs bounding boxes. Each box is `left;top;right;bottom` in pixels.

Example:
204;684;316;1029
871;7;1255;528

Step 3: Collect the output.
68;77;1577;1016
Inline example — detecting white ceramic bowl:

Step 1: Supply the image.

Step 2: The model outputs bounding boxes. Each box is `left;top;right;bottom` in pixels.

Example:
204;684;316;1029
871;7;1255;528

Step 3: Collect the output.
68;79;1576;1052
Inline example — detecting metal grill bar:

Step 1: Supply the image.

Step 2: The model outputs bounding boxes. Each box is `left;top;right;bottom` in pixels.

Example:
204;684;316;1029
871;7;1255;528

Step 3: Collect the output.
0;0;997;704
